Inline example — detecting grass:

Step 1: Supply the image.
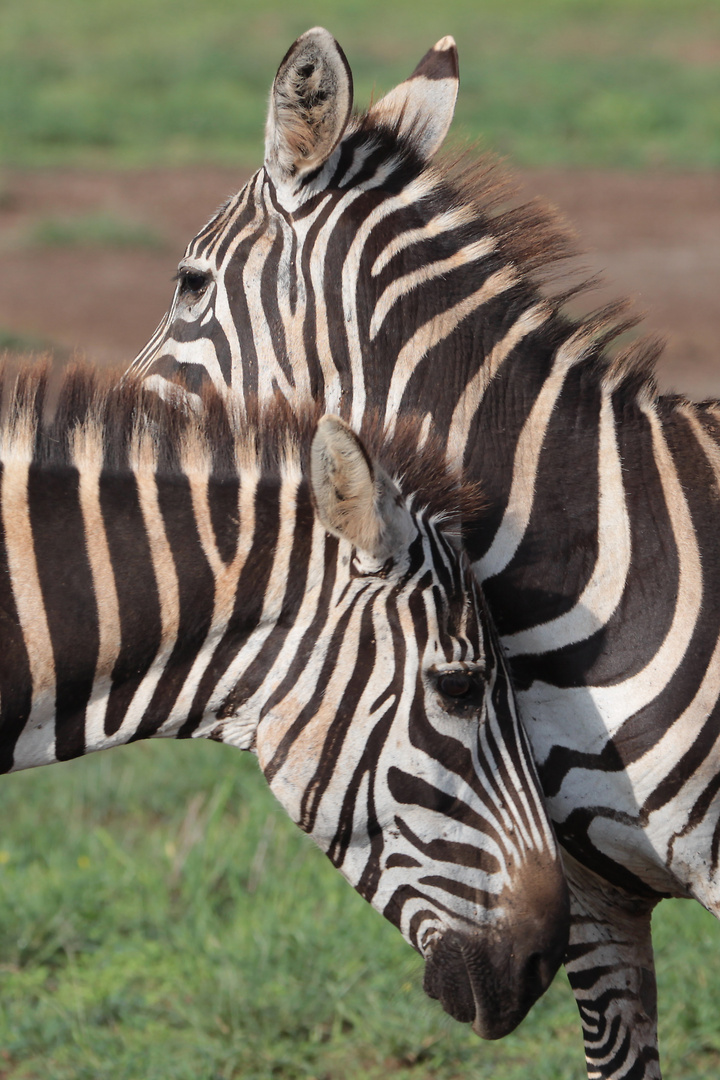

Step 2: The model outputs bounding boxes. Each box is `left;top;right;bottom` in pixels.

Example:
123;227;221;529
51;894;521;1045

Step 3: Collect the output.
25;214;167;251
0;0;719;170
0;329;60;357
1;2;719;1071
1;739;720;1078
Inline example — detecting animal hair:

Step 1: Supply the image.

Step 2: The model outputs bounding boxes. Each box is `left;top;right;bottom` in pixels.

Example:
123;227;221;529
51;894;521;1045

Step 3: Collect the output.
0;361;485;535
343;110;686;405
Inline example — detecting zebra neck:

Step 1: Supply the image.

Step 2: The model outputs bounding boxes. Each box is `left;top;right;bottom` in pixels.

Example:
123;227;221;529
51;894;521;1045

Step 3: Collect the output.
466;343;717;690
461;334;720;898
0;454;321;773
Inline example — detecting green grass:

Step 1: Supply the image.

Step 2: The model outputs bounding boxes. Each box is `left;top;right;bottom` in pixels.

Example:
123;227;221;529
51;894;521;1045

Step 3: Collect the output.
1;740;719;1078
26;214;167;251
0;329;59;357
0;0;719;170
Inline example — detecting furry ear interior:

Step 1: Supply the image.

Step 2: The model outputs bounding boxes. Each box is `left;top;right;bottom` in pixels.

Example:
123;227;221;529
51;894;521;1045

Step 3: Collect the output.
367;35;458;160
265;27;353;187
310;416;416;564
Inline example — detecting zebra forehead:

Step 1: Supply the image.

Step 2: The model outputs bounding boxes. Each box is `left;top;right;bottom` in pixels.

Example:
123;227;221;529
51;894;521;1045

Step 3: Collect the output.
0;361;485;528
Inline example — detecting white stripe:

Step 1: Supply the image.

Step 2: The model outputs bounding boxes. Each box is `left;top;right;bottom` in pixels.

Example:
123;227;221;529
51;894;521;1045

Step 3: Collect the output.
202;179;253;263
3;461;57;768
521;402;704;769
371;208;484;276
71;424;122;750
369;239;497;340
103;437;182;745
503;389;631;656
157;459;259;737
311;163;400;416
446;302;550;465
155;337;227;389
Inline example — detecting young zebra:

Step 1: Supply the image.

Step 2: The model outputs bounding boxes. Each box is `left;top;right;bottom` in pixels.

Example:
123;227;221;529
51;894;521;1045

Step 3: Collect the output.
0;363;568;1040
130;28;720;1079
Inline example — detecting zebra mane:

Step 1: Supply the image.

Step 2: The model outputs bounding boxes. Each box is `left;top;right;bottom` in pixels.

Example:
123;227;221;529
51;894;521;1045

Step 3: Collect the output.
0;361;484;532
346;111;667;402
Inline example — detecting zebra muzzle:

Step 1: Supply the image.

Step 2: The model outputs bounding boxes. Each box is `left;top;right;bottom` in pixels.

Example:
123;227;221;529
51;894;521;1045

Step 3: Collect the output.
422;922;566;1039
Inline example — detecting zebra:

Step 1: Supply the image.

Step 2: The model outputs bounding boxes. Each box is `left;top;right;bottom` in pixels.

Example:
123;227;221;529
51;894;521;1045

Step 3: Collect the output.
129;26;720;1079
0;361;569;1040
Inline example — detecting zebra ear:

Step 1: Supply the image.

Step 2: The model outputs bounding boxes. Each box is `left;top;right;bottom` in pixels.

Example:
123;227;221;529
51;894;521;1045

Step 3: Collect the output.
368;36;458;161
265;27;353;188
310;416;416;564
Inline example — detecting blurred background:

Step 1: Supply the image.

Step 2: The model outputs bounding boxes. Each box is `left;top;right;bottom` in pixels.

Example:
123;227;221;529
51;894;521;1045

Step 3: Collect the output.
0;2;719;1078
1;0;719;391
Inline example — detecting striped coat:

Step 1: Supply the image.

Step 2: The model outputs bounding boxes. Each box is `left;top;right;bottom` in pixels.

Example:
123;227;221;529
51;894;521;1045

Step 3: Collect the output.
0;364;568;1038
129;28;720;1079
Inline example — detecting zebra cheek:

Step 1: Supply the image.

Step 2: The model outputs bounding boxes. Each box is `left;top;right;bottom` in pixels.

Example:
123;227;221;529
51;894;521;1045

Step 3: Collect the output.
253;700;342;834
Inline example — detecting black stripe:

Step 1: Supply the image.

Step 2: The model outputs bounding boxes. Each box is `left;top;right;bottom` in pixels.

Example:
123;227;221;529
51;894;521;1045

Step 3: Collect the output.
262;579;375;793
179;476;281;737
387;767;504;850
132;473;215;740
465;313;570;567
259;224;294;387
383;882;478;937
394;815;501;874
28;463;98;761
209;474;240;565
257;531;339;723
214;174;263;266
146;355;214;396
418;873;501;907
327;589;406;882
101;471;162;737
385;853;421;869
217;493;313;718
225;240;261;400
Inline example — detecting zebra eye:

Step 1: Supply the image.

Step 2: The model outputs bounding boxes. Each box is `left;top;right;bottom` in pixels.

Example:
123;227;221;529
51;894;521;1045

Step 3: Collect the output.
435;668;486;712
176;267;211;297
438;671;473;698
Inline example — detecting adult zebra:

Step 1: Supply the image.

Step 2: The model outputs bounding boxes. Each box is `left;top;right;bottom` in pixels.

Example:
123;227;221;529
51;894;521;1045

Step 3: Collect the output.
0;362;569;1039
130;27;720;1079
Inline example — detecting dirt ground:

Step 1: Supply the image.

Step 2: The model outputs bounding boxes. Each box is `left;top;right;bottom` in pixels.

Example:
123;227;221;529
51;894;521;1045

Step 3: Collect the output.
0;166;718;396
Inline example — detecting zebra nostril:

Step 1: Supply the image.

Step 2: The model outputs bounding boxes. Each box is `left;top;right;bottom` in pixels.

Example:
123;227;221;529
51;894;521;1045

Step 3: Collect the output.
422;931;477;1024
523;949;556;998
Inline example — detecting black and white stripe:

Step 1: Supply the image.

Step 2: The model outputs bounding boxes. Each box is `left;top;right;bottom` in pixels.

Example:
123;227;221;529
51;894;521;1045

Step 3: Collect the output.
0;364;567;1038
129;27;720;1078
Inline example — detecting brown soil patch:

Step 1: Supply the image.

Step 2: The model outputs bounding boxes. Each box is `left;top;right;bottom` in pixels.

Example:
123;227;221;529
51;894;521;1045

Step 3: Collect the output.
525;169;720;400
0;166;718;396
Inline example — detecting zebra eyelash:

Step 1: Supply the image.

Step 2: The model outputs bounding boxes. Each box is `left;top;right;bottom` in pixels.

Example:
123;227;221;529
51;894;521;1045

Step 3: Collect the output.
433;665;488;714
174;267;212;296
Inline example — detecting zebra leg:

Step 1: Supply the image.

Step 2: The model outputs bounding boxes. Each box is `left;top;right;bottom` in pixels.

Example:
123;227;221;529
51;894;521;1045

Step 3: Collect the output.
563;854;661;1080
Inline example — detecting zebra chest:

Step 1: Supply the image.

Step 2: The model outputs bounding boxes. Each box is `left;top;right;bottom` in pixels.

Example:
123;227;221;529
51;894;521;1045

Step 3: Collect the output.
514;679;720;901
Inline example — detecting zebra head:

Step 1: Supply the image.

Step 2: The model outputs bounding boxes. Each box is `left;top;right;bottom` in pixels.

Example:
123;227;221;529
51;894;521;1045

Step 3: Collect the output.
246;414;569;1040
0;367;568;1038
130;26;488;431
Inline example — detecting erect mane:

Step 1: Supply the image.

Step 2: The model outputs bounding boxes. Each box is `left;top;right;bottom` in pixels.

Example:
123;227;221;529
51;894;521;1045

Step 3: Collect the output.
346;110;669;404
0;361;484;531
